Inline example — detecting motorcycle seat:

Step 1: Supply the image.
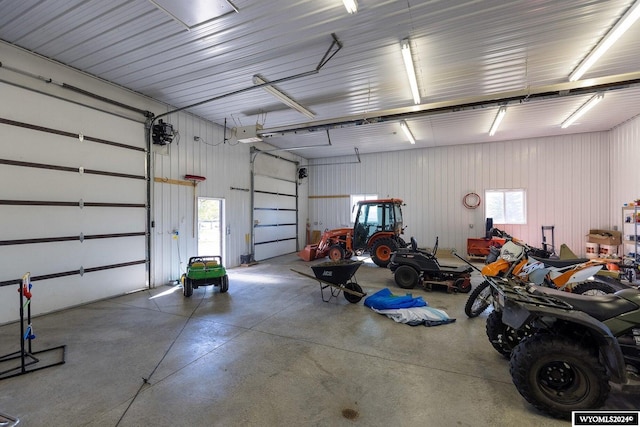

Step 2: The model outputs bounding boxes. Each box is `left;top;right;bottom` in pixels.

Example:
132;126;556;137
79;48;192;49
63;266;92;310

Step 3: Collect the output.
529;256;590;268
530;286;638;321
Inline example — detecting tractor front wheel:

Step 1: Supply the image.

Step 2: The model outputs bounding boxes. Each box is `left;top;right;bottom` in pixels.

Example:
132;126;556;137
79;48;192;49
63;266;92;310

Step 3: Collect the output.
370;238;397;268
328;244;345;262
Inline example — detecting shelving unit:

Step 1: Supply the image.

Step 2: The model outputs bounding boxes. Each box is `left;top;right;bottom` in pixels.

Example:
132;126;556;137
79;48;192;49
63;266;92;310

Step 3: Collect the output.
621;205;640;283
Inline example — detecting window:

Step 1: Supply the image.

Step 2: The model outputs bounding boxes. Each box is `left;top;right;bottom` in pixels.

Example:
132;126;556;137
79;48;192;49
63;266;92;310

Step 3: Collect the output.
485;189;526;225
350;194;378;223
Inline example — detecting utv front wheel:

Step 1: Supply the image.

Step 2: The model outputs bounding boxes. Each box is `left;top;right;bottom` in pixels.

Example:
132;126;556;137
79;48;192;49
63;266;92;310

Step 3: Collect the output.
182;275;193;297
510;334;610;420
219;275;229;293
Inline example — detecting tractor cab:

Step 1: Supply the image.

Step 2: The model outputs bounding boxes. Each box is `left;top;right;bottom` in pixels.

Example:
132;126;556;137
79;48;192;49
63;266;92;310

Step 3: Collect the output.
352;199;404;253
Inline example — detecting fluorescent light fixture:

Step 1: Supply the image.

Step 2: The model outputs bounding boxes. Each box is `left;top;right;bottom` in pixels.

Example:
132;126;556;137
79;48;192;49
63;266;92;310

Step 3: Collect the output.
489;106;507;136
400;120;416;144
342;0;358;14
569;1;640;81
561;93;604;129
253;74;315;119
401;38;421;104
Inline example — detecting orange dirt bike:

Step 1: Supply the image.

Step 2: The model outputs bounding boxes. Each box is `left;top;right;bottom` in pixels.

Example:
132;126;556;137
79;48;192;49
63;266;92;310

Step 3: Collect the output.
463;230;618;318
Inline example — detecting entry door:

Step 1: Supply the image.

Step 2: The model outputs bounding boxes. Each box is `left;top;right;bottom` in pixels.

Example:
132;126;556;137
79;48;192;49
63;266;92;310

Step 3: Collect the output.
197;198;224;262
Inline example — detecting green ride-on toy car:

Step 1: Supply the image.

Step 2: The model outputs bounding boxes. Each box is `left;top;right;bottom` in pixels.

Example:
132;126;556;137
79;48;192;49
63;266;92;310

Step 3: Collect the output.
181;256;229;297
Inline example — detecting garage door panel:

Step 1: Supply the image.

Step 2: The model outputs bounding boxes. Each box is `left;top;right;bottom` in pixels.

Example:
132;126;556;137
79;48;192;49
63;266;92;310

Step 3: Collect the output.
0;237;145;283
2;84;145;149
0;163;145;202
253;192;296;210
0;206;145;240
254;175;296;194
253;209;296;225
254;224;296;242
254;240;296;261
0;264;146;319
1;125;144;174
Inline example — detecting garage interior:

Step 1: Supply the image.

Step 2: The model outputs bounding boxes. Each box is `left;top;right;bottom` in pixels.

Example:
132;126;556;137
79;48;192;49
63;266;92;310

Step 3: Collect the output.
1;0;640;425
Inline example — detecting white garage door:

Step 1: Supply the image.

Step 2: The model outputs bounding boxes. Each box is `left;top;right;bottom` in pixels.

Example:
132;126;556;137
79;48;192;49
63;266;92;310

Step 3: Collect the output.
252;150;298;261
0;82;147;324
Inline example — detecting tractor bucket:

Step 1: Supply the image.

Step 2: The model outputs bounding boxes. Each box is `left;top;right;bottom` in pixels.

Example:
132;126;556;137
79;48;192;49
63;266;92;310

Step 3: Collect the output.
298;244;318;261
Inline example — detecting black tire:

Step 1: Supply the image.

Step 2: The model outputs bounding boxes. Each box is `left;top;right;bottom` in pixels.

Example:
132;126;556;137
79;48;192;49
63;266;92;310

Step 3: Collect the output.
183;275;193;297
219;275;229;293
571;281;615;296
455;277;472;293
343;281;363;303
486;310;534;358
370;237;398;268
328;244;345;262
394;265;419;289
464;280;492;317
510;334;610;419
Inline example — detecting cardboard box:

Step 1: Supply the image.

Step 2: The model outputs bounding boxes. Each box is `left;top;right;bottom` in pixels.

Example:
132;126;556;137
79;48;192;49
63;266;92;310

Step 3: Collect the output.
586;229;622;246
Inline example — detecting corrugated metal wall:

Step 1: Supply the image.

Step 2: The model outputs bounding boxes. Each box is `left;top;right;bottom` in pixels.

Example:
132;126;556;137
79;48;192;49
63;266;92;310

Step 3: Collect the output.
151;115;307;285
151;111;250;285
609;114;640;259
308;132;612;257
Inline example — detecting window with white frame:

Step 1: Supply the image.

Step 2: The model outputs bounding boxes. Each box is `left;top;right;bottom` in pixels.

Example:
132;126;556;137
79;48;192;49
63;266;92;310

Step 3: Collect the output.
350;194;378;223
485;189;526;225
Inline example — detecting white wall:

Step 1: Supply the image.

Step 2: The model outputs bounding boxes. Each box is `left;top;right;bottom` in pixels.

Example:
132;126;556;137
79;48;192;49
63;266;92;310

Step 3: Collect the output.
610;114;640;218
609;114;640;260
151;117;306;284
308;132;612;257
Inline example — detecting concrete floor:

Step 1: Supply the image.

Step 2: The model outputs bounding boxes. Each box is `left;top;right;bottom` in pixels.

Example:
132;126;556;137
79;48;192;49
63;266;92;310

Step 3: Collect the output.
0;254;638;426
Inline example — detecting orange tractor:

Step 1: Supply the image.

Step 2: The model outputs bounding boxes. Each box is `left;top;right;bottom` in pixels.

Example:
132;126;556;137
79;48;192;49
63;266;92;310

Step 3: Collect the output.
298;198;406;267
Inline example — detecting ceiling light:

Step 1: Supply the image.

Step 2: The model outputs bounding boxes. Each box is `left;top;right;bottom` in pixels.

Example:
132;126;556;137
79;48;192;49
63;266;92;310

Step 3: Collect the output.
489;107;507;136
561;93;604;128
342;0;358;14
253;74;315;119
400;120;416;144
569;1;640;81
401;38;421;104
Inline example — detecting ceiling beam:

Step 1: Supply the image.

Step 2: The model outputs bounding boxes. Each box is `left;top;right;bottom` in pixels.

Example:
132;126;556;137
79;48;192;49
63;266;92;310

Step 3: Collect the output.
260;71;640;137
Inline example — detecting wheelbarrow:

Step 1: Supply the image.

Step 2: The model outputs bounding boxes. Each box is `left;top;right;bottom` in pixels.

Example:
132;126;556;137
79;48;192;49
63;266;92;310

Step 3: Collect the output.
291;260;366;303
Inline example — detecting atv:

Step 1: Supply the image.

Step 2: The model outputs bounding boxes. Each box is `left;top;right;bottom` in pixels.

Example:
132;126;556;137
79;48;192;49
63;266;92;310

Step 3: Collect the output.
389;237;472;293
489;277;640;419
181;256;229;297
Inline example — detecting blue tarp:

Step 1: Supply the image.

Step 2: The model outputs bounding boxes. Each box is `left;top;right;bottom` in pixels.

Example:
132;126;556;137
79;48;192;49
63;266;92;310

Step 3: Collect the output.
364;288;455;327
364;287;427;310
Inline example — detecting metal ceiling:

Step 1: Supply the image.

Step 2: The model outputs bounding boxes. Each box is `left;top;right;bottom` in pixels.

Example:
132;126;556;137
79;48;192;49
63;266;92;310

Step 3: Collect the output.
1;0;639;158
